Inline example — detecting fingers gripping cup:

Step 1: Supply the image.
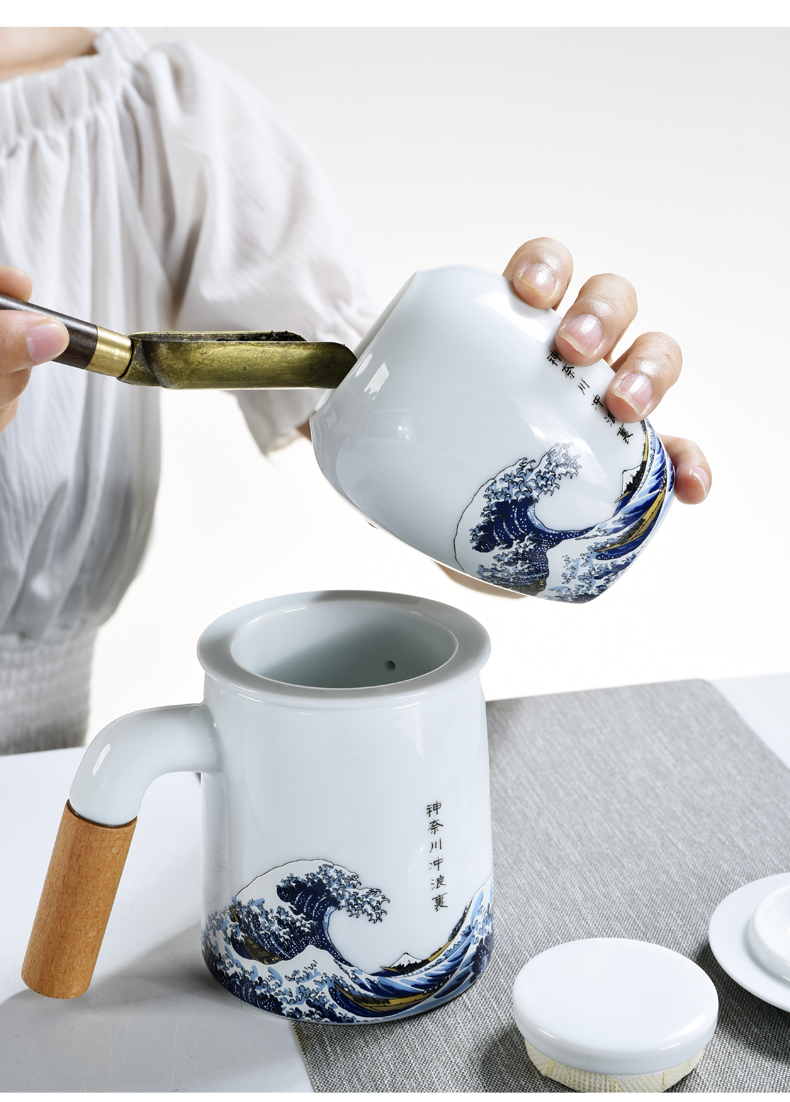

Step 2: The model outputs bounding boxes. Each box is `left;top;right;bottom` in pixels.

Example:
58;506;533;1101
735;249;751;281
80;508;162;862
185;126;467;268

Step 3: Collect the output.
22;592;494;1025
311;266;674;601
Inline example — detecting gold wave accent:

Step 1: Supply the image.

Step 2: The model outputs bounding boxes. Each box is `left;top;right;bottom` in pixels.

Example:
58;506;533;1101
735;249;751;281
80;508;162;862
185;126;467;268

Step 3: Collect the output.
333;981;442;1013
601;467;668;553
229;904;284;965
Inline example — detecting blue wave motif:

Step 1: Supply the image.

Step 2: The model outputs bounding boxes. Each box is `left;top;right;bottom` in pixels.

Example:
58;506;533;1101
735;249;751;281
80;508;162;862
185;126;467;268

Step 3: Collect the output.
455;422;673;601
548;421;674;602
202;860;493;1024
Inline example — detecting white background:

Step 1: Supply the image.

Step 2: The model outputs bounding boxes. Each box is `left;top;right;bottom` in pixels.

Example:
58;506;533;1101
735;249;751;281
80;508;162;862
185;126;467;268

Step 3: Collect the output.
89;26;790;737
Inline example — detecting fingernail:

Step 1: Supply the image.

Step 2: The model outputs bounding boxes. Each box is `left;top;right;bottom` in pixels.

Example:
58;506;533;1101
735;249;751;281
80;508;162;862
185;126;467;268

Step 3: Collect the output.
27;321;68;364
612;372;653;416
516;262;557;298
559;313;604;356
690;466;710;499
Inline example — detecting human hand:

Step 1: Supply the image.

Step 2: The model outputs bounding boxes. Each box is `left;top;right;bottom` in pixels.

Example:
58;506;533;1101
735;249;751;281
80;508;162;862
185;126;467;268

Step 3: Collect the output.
0;266;69;435
504;238;711;504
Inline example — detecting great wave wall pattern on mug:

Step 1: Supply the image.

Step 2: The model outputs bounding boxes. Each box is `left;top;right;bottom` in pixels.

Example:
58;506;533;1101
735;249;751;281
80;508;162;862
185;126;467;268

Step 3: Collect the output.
454;420;674;601
201;859;494;1024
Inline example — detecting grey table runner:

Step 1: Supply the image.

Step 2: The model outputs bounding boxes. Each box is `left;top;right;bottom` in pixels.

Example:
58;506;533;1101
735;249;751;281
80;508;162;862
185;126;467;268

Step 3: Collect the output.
294;680;790;1092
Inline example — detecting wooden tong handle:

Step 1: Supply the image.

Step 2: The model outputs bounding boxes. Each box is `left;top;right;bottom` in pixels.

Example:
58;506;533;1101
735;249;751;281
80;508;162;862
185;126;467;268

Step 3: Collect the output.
0;293;132;377
22;802;136;999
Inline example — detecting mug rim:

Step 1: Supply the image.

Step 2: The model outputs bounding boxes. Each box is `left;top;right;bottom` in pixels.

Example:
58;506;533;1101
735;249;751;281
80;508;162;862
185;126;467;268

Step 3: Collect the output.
197;589;490;706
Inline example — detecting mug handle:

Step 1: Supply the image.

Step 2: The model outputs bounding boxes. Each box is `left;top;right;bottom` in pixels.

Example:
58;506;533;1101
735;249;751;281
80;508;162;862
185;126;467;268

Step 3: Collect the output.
21;704;219;1000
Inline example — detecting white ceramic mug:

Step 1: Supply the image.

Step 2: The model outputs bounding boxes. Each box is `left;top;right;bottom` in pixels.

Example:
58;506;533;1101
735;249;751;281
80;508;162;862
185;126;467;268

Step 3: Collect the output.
66;591;493;1024
312;266;674;602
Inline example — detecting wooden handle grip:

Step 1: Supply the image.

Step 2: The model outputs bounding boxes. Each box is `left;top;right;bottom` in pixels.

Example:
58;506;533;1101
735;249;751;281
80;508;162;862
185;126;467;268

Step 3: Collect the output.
0;293;132;376
22;802;136;999
0;292;100;369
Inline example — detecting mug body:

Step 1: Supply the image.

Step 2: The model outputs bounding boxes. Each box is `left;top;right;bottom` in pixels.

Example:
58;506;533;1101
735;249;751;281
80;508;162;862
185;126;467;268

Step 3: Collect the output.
196;591;493;1024
311;266;674;602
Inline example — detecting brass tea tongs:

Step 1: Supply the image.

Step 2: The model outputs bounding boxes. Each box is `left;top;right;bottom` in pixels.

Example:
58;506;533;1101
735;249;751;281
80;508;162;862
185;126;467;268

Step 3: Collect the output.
0;293;357;389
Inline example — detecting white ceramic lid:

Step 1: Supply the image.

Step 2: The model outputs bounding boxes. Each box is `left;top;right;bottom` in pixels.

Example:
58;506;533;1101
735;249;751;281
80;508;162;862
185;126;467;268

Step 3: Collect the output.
708;872;790;1012
746;881;790;982
512;938;718;1076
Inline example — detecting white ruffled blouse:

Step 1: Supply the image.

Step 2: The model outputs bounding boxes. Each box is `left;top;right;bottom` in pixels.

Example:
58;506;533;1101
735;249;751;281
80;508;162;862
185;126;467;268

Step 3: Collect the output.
0;28;377;750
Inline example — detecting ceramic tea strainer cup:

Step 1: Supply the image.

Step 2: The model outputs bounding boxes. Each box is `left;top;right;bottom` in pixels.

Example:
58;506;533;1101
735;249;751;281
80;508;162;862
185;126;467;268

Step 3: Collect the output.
311;265;675;601
23;591;494;1024
1;264;674;602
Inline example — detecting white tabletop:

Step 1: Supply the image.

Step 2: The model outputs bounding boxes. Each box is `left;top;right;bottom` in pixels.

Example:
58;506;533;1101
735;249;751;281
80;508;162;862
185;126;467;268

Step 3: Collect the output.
0;749;312;1092
710;672;790;770
1;675;787;1092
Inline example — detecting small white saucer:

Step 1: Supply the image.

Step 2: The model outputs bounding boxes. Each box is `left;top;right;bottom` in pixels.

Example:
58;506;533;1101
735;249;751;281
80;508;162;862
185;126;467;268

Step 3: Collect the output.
709;872;790;1012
